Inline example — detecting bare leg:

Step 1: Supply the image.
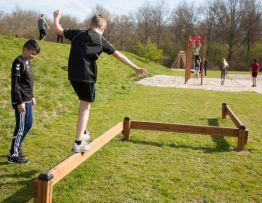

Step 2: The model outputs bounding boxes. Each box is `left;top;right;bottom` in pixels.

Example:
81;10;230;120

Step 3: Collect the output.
75;100;91;140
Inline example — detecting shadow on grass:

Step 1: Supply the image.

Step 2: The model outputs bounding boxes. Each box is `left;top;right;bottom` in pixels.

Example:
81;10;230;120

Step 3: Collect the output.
129;139;232;153
129;118;232;153
0;170;38;203
207;118;231;151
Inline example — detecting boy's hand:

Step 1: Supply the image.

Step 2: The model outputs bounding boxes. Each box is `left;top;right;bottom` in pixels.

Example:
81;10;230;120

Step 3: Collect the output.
32;98;36;107
135;68;148;77
18;103;26;112
53;9;61;19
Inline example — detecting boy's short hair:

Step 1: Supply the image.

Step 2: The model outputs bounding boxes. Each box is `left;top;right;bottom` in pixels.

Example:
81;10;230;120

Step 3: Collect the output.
23;39;40;54
253;59;257;63
90;14;107;28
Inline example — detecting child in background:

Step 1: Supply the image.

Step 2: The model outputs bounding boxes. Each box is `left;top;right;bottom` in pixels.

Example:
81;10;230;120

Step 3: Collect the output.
220;58;229;85
250;59;260;87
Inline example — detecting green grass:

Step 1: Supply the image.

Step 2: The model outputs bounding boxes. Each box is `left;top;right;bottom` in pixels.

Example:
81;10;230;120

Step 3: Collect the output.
0;35;261;203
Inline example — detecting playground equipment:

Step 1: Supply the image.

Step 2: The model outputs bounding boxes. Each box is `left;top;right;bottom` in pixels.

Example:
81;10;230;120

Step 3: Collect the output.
173;37;206;85
34;103;248;203
172;51;186;69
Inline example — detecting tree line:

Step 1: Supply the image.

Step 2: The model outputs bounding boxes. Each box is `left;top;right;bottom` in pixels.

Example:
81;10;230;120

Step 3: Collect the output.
0;0;262;69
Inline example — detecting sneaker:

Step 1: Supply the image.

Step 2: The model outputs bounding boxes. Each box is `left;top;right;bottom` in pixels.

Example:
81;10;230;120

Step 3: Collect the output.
19;149;27;158
82;130;91;142
8;156;30;164
71;142;90;153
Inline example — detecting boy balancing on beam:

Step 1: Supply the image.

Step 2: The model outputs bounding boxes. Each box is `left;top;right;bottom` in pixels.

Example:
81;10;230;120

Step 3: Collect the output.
53;9;148;153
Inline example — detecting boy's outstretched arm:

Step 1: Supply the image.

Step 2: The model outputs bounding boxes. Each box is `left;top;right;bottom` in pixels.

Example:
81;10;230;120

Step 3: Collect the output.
53;9;64;37
112;50;148;76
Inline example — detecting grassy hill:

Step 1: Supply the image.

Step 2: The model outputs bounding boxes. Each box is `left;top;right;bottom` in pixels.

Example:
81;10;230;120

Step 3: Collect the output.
0;36;261;203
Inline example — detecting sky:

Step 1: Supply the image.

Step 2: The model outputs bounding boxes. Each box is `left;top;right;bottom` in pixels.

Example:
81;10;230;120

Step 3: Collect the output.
0;0;205;21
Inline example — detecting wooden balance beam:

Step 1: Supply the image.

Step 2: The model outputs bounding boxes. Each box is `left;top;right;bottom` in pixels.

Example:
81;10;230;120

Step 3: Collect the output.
34;122;123;203
34;103;248;203
123;103;248;152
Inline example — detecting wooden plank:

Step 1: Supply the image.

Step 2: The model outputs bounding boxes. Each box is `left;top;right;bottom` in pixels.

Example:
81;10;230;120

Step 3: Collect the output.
225;105;243;128
49;122;123;185
130;121;239;137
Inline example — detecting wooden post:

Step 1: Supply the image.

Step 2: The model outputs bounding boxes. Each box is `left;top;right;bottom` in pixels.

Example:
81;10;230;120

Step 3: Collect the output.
244;130;249;145
222;103;227;119
200;38;205;85
35;172;54;203
237;125;246;152
122;117;131;141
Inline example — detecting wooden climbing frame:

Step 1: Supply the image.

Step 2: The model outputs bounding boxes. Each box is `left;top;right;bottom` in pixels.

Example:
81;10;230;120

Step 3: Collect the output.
185;36;206;85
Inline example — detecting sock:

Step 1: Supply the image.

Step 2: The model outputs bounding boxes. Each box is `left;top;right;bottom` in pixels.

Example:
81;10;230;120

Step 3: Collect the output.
75;140;82;145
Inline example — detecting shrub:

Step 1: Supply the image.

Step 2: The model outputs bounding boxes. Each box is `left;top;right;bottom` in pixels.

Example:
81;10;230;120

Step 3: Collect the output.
134;41;163;62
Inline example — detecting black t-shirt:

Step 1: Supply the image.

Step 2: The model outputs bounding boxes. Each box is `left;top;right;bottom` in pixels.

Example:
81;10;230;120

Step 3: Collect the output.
11;56;34;106
64;29;116;83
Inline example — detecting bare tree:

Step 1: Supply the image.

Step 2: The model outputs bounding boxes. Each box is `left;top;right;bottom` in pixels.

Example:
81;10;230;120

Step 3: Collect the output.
114;14;134;50
213;0;247;61
60;15;81;29
84;5;118;43
199;0;219;57
0;10;5;34
242;0;262;52
152;0;170;48
135;2;155;46
171;2;196;50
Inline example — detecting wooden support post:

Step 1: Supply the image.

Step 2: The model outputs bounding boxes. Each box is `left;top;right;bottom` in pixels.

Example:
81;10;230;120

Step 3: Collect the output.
244;130;249;145
222;103;227;119
123;117;131;141
200;38;206;85
237;125;246;152
35;172;54;203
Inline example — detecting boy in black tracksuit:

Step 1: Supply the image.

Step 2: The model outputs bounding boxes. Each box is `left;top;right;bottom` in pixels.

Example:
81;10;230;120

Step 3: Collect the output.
53;9;148;153
8;40;40;164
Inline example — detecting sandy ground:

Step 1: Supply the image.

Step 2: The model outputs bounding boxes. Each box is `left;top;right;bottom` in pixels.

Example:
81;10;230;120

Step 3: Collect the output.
136;74;262;95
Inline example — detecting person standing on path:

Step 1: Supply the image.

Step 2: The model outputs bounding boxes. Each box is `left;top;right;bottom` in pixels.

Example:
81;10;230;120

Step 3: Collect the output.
250;59;260;87
220;58;229;85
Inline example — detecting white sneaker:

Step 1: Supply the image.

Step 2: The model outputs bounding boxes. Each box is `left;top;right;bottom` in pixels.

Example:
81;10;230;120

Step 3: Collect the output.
71;142;90;153
82;130;90;142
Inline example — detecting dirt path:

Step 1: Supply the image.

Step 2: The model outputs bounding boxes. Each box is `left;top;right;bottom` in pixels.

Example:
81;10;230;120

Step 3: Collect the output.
136;74;262;95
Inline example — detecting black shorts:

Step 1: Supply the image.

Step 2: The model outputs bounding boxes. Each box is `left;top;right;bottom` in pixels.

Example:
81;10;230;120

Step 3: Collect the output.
70;81;96;102
252;72;258;77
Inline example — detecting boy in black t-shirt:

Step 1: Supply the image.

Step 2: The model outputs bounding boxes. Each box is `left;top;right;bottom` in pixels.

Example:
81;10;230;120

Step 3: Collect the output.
53;9;148;153
8;40;40;164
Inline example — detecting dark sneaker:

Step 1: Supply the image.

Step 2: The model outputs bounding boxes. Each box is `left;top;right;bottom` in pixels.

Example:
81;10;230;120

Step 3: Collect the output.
19;150;27;158
8;156;30;164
